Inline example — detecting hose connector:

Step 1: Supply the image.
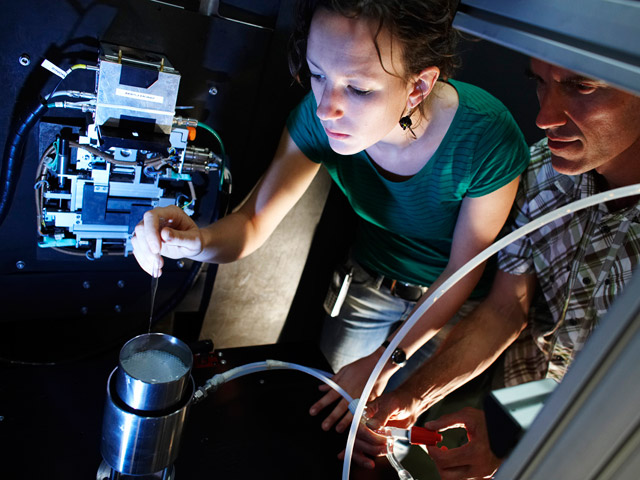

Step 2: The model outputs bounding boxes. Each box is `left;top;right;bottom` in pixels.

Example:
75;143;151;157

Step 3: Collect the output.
192;373;227;404
173;116;198;128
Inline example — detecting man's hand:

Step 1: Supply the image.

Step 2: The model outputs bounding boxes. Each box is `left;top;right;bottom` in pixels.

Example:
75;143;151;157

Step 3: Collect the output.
309;352;393;433
365;387;424;431
425;407;501;480
131;205;203;276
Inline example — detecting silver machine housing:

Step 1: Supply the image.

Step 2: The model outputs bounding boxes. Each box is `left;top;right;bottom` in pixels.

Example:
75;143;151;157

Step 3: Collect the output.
38;43;221;259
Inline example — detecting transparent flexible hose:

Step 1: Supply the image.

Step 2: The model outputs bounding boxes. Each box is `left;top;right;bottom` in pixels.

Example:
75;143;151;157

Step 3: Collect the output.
193;359;353;405
377;423;415;480
385;436;413;480
195;361;411;479
342;183;640;480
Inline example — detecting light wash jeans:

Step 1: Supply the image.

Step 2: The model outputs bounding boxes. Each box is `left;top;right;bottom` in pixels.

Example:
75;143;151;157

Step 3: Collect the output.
319;257;480;391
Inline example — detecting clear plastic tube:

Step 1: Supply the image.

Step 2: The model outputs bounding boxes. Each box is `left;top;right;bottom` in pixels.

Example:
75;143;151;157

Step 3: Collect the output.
342;183;640;480
385;436;413;480
193;359;354;405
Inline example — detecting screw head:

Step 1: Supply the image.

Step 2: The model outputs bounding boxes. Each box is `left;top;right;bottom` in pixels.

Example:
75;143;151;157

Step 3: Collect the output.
18;54;30;66
208;86;218;96
15;261;25;270
117;280;125;288
83;281;91;289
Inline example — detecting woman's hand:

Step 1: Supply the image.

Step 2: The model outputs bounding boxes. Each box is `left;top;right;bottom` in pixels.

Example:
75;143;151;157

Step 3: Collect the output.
337;422;389;470
131;205;204;276
309;351;394;433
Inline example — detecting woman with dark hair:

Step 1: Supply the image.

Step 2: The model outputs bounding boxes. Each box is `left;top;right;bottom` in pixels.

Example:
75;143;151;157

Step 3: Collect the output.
132;0;529;463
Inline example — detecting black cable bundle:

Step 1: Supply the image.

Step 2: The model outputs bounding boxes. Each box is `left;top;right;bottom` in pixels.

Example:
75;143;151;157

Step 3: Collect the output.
0;100;49;227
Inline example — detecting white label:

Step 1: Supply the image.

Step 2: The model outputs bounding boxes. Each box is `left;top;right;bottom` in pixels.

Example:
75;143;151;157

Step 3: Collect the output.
115;88;163;104
41;59;67;79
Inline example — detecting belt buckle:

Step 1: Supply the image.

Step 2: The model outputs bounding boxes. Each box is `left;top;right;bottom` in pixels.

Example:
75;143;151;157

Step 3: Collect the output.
390;279;425;302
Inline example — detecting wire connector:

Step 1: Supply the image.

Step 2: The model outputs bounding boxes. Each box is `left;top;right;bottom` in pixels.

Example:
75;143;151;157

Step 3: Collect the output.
173;116;198;128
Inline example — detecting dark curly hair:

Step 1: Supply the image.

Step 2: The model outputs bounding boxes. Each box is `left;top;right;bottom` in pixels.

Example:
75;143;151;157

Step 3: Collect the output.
288;0;460;89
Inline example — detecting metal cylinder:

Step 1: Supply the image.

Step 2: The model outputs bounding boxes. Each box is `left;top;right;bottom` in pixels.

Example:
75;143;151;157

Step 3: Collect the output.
115;333;193;411
101;368;193;475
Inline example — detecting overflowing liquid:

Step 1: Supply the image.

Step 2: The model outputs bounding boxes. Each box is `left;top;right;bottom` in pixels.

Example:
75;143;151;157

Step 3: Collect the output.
121;349;189;383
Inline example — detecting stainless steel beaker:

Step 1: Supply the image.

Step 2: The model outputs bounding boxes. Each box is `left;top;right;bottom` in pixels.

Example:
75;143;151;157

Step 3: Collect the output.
100;333;194;476
115;333;193;411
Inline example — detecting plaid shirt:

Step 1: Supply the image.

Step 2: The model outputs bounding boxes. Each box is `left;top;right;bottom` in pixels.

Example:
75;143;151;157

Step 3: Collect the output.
498;139;640;385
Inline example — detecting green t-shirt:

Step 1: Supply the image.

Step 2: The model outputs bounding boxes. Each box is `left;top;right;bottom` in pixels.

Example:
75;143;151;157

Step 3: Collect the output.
286;79;529;297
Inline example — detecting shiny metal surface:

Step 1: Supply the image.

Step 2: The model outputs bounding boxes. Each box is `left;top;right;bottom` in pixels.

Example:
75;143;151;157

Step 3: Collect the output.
116;333;193;411
101;368;193;476
96;460;175;480
454;0;640;96
95;43;180;135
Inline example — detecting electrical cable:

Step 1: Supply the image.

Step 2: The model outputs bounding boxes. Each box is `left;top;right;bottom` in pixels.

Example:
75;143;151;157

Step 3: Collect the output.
196;121;227;190
48;90;96;100
187;181;196;207
34;143;56;236
196;121;225;156
46;100;96;111
0;101;49;228
342;182;640;480
45;64;97;101
2;97;94;229
68;141;115;162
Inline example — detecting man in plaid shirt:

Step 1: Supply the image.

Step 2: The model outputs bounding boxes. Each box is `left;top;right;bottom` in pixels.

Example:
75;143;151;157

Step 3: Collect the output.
358;58;640;478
